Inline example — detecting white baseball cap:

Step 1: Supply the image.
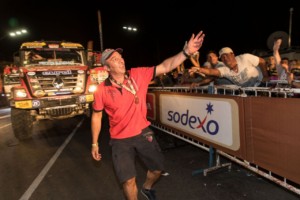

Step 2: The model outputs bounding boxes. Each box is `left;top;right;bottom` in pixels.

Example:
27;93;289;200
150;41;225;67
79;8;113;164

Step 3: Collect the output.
219;47;233;58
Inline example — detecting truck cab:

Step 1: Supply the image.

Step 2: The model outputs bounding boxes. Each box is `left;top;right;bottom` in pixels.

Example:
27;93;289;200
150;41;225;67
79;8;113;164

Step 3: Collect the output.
3;41;102;140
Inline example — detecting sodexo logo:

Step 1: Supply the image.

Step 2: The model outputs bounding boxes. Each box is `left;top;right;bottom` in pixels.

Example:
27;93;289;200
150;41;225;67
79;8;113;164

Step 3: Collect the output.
167;102;219;135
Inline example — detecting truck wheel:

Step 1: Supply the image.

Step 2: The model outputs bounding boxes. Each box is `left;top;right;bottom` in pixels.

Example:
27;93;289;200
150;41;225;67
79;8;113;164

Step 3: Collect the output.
11;108;34;140
86;103;93;118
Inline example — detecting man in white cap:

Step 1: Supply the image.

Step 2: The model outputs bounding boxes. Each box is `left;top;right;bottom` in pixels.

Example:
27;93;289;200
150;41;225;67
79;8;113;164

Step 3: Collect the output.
190;50;234;87
189;47;269;87
91;31;205;200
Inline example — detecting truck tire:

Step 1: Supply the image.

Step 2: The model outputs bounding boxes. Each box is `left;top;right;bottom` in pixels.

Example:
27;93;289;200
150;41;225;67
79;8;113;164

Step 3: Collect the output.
11;108;34;140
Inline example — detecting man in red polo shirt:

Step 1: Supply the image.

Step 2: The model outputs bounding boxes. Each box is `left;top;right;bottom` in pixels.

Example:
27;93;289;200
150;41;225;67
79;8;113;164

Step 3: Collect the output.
91;30;205;200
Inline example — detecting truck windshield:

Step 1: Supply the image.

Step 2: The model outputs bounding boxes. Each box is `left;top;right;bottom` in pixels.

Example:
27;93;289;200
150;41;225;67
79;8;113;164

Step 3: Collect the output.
22;49;84;66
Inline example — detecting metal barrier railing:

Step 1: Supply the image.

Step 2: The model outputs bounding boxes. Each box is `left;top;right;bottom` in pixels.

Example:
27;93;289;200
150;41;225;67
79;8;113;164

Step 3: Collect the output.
148;84;300;195
149;84;300;98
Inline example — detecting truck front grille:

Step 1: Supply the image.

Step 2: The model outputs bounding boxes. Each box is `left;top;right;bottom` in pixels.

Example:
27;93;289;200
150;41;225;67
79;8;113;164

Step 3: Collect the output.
42;98;77;107
28;70;85;95
46;107;74;116
44;105;77;117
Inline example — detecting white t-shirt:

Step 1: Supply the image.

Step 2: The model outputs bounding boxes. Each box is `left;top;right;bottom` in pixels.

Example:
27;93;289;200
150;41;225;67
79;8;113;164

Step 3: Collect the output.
217;53;263;87
204;61;233;85
203;61;224;69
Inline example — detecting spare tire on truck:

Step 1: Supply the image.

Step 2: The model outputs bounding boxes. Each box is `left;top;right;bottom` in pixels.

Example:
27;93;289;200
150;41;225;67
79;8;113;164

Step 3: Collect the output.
11;108;34;140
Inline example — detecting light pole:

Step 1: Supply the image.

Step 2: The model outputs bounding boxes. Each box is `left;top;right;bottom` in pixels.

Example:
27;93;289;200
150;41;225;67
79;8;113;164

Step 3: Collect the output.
288;7;293;49
97;10;104;52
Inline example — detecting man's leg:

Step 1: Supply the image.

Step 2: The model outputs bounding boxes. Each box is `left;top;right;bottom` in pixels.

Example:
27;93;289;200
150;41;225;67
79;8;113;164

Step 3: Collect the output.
123;177;138;200
143;170;161;189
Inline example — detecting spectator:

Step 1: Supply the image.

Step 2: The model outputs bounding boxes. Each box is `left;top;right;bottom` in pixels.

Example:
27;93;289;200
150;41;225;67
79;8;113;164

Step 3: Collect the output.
266;55;278;80
189;47;269;87
191;50;233;87
180;69;203;86
288;60;300;88
170;69;182;86
3;65;11;75
273;39;290;81
149;73;174;87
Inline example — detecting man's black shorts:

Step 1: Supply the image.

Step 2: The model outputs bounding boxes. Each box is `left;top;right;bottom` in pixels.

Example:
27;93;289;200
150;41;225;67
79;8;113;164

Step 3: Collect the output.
110;126;165;183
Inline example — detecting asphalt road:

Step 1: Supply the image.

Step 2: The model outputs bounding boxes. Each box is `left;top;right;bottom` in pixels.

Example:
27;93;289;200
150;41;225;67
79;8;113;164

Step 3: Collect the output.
0;109;299;200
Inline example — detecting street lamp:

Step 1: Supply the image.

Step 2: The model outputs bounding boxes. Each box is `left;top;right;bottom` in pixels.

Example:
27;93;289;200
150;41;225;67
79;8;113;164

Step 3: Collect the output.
0;28;29;61
123;26;138;32
0;28;28;40
9;29;28;37
122;25;160;63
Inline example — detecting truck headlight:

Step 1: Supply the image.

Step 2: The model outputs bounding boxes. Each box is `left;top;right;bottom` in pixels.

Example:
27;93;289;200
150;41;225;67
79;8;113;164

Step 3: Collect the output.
88;84;97;93
33;90;46;97
14;88;28;98
73;86;83;94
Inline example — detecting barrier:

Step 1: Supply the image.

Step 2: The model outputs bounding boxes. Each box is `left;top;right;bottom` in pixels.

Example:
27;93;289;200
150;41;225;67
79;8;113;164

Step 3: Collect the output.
147;84;300;195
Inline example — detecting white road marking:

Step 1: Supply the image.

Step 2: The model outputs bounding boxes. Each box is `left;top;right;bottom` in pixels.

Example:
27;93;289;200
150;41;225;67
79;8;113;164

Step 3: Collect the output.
18;118;85;200
0;123;11;129
0;114;10;119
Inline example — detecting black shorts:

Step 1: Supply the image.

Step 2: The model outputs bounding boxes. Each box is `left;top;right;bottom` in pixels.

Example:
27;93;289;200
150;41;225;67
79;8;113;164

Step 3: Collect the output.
110;126;165;184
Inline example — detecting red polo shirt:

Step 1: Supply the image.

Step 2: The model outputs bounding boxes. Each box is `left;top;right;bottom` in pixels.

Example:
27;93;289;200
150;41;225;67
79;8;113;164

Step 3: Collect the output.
93;66;155;139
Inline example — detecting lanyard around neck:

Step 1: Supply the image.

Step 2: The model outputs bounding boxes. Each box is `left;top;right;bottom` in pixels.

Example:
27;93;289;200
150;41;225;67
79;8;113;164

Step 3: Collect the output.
110;75;139;104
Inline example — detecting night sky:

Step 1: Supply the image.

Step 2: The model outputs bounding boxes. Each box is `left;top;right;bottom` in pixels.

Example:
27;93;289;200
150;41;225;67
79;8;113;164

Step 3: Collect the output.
0;0;299;67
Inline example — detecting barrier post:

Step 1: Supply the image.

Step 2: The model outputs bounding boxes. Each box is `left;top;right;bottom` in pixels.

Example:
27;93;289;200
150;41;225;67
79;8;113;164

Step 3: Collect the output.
192;83;232;176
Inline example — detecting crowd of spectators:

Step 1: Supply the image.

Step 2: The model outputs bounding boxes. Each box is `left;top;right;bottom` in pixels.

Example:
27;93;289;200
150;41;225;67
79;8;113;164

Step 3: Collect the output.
149;41;300;89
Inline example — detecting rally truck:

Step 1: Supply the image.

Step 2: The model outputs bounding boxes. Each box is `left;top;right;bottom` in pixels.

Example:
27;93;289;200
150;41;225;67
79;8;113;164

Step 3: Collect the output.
3;41;107;140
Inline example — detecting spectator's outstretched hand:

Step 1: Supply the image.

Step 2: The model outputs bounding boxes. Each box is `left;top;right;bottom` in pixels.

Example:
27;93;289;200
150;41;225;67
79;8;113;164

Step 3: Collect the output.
273;38;282;51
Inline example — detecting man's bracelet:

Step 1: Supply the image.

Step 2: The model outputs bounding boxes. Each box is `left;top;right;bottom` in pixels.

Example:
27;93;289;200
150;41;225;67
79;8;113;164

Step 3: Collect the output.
91;143;98;147
182;49;190;58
